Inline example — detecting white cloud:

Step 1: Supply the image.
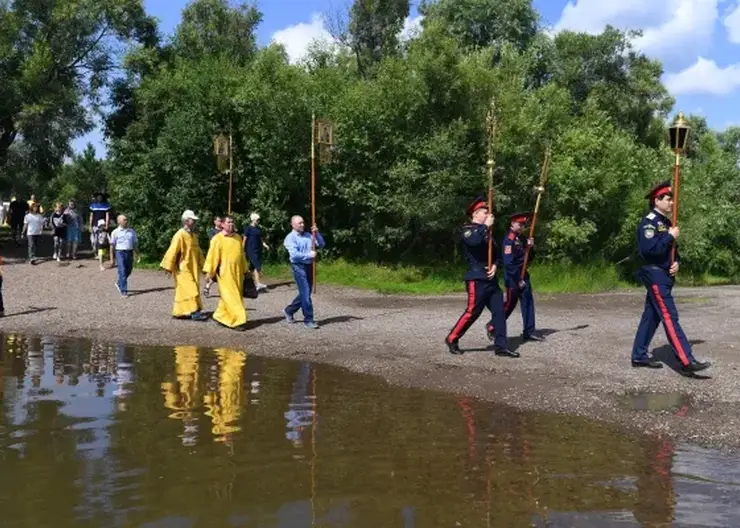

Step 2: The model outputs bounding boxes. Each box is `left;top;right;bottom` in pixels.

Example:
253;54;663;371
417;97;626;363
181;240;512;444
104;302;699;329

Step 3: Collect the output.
664;57;740;94
555;0;664;34
271;13;332;64
725;2;740;43
400;15;423;41
271;13;424;64
555;0;720;61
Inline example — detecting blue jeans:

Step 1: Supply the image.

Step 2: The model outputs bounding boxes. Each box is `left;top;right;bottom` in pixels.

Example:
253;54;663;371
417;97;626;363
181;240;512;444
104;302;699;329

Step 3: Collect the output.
285;263;314;324
116;250;134;294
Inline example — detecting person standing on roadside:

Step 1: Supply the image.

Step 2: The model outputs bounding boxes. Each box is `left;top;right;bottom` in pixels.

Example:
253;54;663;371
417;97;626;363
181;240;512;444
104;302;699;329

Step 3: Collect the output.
243;212;270;292
50;202;68;262
630;181;711;374
64;199;82;259
283;215;325;330
110;215;139;297
203;216;248;330
9;195;28;245
89;192;112;254
204;215;223;298
160;210;208;321
22;203;46;264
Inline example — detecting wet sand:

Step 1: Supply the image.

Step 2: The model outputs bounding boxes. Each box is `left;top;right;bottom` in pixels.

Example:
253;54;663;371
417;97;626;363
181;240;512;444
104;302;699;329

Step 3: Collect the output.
2;242;740;450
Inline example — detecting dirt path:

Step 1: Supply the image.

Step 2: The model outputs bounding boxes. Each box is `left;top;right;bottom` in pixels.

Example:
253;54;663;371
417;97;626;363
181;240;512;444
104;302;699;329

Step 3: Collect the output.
2;233;740;450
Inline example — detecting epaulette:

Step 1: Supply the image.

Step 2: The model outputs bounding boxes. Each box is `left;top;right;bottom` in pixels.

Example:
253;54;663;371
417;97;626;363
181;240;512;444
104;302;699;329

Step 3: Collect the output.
645;212;656;220
507;231;516;241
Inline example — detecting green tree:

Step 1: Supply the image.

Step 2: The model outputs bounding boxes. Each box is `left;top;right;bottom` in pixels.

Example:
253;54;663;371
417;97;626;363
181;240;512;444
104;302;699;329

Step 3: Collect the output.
0;0;157;184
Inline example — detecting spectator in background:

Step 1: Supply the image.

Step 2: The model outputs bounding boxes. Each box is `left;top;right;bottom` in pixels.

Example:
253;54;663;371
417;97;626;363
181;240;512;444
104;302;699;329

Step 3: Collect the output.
64;199;82;259
95;219;111;271
22;203;46;264
204;215;223;297
50;202;68;262
0;250;5;317
243;212;270;292
28;194;44;214
208;216;223;240
89;192;112;254
110;215;139;297
9;195;28;245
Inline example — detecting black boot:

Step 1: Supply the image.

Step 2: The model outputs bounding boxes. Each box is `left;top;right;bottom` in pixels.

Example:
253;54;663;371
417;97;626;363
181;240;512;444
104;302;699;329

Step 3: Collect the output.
631;358;663;369
494;347;520;358
523;332;545;342
681;360;711;375
446;339;463;355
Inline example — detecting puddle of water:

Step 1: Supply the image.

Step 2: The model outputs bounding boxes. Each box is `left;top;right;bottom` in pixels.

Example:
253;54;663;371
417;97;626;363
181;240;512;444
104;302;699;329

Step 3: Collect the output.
1;333;740;527
621;391;693;414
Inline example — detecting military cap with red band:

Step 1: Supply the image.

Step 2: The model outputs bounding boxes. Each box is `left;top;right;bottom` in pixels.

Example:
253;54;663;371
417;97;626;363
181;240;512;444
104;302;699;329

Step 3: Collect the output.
645;181;672;200
466;196;488;216
509;211;531;224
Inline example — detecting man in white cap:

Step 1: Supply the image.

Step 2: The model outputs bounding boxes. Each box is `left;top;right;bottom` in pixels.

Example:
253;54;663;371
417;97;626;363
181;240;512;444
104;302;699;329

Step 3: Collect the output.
160;210;208;320
243;211;270;292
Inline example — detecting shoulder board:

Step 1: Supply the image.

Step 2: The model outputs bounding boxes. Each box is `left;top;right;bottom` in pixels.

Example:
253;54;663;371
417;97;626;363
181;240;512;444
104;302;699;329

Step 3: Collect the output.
506;232;516;241
645;212;656;220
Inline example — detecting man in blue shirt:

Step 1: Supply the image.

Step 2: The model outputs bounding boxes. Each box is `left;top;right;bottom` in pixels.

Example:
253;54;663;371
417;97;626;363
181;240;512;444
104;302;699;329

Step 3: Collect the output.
630;181;710;374
110;214;139;297
283;215;325;329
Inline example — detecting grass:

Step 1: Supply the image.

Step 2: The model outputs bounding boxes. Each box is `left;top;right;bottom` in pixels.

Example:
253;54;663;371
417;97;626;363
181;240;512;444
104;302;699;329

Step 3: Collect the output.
135;254;738;296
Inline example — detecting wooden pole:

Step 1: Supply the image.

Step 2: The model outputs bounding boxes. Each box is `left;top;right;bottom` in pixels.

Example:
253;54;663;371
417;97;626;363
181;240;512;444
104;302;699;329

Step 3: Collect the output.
671;152;680;264
228;131;233;215
485;99;497;271
311;113;317;293
520;147;551;281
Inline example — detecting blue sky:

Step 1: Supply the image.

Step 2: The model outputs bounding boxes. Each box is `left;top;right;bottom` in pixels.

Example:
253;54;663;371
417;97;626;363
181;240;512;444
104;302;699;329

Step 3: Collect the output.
73;0;740;156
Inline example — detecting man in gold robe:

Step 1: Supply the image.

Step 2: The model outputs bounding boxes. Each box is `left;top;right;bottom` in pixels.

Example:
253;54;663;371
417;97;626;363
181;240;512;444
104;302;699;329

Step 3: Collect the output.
160;210;208;320
203;215;248;329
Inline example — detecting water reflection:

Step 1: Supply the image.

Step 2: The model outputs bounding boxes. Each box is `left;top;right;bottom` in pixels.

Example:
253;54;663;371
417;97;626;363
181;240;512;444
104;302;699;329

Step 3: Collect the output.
2;332;740;527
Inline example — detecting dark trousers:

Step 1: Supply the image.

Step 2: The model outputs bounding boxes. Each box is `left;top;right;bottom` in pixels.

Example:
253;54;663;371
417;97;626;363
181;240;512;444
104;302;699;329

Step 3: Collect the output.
447;279;508;350
115;250;134;294
504;276;536;336
631;268;695;366
0;275;4;313
285;263;314;324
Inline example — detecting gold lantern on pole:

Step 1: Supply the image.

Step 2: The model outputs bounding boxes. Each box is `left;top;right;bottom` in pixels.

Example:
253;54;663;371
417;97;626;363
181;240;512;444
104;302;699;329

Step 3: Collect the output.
213;132;234;215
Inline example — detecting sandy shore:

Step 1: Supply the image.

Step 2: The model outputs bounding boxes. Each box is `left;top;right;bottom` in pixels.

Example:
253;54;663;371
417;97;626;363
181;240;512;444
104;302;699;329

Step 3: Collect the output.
2;237;740;450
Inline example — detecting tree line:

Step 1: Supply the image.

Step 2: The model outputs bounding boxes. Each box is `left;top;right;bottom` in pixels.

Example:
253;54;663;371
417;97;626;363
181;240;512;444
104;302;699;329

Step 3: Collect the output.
2;0;740;278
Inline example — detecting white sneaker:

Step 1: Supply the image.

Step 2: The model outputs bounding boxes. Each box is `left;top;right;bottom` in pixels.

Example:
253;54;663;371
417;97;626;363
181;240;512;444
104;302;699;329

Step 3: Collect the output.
53;252;57;260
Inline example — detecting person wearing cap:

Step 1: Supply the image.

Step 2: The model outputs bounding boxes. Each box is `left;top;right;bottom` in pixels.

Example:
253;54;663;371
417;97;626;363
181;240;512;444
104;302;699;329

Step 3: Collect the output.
630;181;710;374
500;212;544;343
160;210;208;321
203;215;249;329
243;212;270;292
445;197;517;357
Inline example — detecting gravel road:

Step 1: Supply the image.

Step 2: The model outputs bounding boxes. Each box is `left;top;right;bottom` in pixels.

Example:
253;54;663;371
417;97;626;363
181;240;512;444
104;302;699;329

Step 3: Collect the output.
2;236;740;450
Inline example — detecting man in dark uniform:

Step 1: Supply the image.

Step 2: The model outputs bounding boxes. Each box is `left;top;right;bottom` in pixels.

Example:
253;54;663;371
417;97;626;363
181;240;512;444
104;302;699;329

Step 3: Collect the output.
631;181;710;374
500;212;544;343
445;197;517;358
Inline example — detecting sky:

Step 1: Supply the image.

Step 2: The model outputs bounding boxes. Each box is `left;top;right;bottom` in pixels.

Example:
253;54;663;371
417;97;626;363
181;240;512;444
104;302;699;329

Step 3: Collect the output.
72;0;740;156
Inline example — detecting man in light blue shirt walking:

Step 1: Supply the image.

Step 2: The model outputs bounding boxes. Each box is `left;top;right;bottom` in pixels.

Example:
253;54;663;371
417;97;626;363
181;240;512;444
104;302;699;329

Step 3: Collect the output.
283;215;325;329
110;214;139;297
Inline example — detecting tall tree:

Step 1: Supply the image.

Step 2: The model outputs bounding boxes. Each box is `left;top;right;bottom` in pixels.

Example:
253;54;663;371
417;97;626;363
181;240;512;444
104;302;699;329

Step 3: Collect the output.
0;0;157;182
420;0;538;51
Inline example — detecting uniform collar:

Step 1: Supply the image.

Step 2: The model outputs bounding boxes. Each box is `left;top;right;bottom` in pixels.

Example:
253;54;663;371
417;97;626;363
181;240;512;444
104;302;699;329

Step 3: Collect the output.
652;208;670;221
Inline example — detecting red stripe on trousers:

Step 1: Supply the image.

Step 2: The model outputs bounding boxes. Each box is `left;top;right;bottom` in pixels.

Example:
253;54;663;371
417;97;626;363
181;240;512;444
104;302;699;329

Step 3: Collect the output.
650;284;690;366
504;287;514;313
457;398;476;460
448;281;477;342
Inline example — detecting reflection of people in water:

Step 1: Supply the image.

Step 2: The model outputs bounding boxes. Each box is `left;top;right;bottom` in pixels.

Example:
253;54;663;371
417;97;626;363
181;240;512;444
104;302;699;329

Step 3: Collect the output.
113;344;135;406
161;346;201;446
284;362;314;448
634;437;675;527
203;348;246;443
